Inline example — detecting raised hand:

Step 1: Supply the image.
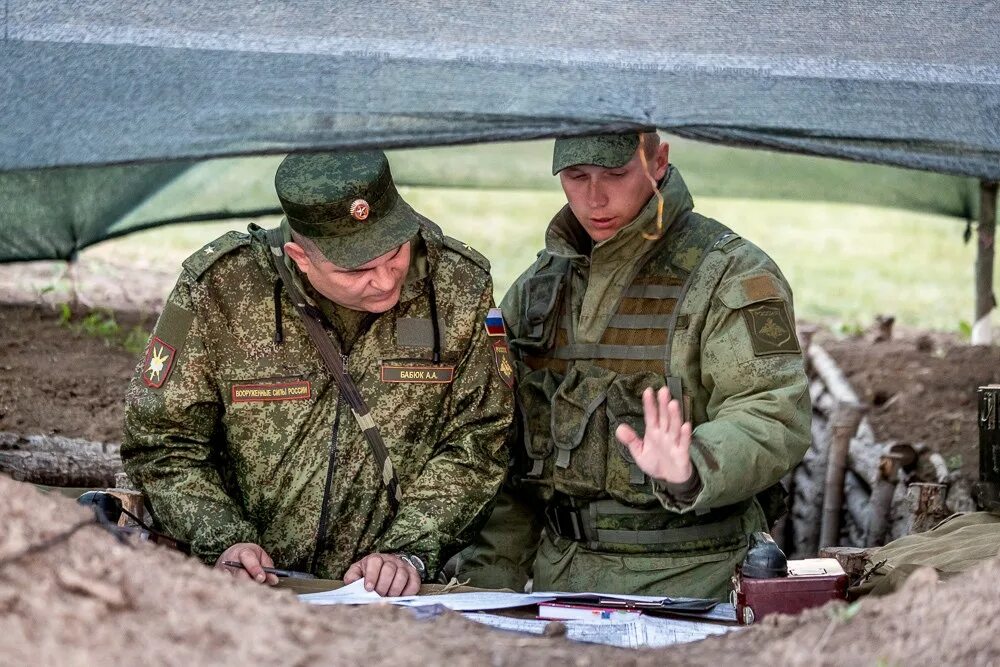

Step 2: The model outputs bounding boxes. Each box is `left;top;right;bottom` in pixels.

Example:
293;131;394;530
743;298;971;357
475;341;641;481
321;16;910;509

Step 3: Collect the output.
614;386;693;484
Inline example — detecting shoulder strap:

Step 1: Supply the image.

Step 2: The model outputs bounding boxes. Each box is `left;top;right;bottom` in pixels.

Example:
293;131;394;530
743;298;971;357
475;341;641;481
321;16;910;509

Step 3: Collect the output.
264;228;402;513
663;222;737;372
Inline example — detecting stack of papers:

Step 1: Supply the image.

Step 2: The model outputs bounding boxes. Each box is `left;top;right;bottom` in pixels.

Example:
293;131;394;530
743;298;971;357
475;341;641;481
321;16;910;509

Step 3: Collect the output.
297;580;741;648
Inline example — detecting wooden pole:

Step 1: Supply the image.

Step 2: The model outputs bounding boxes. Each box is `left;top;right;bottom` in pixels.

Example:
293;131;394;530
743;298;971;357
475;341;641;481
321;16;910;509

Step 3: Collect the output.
972;180;998;345
820;400;865;548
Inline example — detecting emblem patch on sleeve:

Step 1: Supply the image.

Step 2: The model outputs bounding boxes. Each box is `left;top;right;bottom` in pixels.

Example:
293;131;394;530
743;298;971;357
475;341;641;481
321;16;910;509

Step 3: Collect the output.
741;302;801;356
142;337;177;388
492;339;515;388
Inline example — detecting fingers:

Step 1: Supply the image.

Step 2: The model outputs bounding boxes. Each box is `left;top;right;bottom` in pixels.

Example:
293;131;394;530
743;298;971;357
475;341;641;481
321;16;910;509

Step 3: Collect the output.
666;390;682;448
343;560;364;584
658;386;670;427
615;423;643;459
373;559;399;596
401;568;422;596
641;386;657;433
386;563;412;597
350;554;421;596
364;555;384;591
258;550;279;586
679;421;692;450
238;547;268;584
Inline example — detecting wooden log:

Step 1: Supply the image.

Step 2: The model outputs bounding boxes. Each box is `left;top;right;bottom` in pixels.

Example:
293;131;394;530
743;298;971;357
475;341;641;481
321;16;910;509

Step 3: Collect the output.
809;378;827;406
926;452;950;484
945;472;978;514
105;488;146;528
793;434;829;557
0;432;122;487
846;424;880;487
866;452;905;546
808;344;861;405
820;401;866;548
818;546;876;581
905;482;950;534
843;470;870;545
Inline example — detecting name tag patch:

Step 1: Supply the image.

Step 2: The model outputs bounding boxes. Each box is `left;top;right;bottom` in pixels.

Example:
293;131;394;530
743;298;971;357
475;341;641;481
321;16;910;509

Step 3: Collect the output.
380;365;455;384
231;380;312;402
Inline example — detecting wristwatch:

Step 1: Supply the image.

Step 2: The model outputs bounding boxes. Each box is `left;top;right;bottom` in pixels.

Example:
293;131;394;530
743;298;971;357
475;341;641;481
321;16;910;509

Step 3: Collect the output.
397;553;427;581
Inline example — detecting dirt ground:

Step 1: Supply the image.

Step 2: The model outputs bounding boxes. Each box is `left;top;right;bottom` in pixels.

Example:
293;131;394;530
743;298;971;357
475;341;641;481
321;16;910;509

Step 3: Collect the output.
818;328;1000;480
1;474;998;666
2;263;1000;663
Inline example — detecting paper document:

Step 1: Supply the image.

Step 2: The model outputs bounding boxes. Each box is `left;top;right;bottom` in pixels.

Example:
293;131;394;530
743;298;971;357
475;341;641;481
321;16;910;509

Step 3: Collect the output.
297;578;386;605
299;584;735;622
298;581;555;610
463;612;738;649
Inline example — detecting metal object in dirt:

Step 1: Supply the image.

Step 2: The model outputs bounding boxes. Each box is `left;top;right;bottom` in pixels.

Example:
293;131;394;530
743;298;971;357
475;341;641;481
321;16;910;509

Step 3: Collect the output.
976;385;1000;511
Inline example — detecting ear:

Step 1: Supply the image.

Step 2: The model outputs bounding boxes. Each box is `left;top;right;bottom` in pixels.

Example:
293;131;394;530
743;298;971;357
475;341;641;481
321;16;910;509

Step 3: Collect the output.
653;142;670;180
283;242;311;274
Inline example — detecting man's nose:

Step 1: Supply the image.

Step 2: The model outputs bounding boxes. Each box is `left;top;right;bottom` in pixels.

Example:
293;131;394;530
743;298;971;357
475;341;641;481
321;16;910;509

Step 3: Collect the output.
587;178;607;208
369;264;395;291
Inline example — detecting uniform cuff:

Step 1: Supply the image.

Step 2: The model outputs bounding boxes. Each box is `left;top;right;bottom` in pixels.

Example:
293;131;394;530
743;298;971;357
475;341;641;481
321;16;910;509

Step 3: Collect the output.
650;467;703;510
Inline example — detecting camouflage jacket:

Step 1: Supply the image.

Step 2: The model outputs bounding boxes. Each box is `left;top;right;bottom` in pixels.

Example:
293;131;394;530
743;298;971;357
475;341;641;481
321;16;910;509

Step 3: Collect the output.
458;167;811;591
122;222;512;578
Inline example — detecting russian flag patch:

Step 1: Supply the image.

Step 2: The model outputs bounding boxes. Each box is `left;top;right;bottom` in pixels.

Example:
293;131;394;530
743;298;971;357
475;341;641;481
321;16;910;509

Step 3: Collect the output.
484;307;506;337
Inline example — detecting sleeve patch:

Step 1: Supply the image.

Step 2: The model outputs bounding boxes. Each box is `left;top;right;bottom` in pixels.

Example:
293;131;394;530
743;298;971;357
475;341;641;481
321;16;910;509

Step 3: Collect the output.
143;302;195;388
742;274;781;302
492;339;515;389
142;337;177;389
740;301;801;356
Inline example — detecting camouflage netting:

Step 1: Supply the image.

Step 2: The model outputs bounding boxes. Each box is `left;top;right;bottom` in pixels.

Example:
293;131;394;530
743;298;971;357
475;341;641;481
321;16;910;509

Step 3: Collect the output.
2;474;1000;666
0;2;997;261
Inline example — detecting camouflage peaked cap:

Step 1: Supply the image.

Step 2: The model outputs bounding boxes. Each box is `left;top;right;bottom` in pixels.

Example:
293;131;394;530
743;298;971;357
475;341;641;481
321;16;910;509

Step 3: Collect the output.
552;133;642;175
275;151;421;269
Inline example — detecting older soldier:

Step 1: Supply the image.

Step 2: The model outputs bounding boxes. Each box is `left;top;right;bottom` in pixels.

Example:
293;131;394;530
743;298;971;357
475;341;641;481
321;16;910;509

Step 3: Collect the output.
457;133;811;599
123;151;512;596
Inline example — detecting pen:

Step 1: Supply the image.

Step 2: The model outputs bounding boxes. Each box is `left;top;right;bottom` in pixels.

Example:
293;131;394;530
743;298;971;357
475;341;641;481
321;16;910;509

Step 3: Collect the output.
222;560;316;579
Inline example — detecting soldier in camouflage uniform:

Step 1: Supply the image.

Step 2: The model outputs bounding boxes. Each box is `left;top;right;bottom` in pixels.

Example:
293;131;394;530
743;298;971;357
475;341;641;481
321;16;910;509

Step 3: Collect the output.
122;151;512;596
456;133;811;599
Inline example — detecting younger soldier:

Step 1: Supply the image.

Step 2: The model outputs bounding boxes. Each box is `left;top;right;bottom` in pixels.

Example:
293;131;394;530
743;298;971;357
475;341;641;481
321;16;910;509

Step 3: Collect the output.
457;133;811;599
123;151;512;596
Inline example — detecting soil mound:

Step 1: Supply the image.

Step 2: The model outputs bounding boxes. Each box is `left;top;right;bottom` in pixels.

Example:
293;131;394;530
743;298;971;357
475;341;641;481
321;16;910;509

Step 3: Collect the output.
1;475;998;666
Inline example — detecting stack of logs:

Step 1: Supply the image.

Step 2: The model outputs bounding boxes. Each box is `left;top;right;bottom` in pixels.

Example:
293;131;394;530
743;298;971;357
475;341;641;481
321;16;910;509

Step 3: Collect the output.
779;331;978;558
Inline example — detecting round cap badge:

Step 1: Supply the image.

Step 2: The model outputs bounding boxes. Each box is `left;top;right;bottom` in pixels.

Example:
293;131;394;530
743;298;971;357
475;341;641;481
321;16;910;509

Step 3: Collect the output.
350;199;370;221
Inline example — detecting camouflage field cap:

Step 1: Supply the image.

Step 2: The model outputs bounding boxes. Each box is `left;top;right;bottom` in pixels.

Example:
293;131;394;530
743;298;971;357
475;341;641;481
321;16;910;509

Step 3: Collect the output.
552;133;641;175
275;151;421;269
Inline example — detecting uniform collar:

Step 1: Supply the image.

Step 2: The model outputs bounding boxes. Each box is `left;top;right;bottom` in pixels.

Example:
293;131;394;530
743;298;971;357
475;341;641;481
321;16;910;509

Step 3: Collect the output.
252;218;437;310
544;165;695;264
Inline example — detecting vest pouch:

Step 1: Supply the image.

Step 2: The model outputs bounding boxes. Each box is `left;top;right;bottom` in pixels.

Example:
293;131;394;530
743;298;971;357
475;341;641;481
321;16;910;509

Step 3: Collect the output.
550;364;614;497
516;367;562;472
605;372;669;506
514;267;566;356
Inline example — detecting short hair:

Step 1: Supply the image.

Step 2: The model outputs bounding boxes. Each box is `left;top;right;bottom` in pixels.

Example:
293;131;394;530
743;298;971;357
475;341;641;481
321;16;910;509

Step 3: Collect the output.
640;131;660;159
290;229;329;264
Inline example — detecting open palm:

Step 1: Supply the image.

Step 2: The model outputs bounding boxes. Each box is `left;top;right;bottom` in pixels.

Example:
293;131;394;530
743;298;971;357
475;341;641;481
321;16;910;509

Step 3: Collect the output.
614;386;693;484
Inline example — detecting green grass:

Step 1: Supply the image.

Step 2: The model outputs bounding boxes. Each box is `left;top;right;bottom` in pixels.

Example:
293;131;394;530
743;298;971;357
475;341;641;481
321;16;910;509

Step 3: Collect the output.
89;189;995;334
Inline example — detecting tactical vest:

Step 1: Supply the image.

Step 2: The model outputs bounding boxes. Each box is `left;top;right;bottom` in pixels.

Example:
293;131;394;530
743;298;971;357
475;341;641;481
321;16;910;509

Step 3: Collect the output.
511;214;753;555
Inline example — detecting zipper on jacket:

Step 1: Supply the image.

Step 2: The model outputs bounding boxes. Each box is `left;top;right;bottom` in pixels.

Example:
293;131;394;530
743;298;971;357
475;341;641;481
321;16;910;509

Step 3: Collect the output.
309;376;345;575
